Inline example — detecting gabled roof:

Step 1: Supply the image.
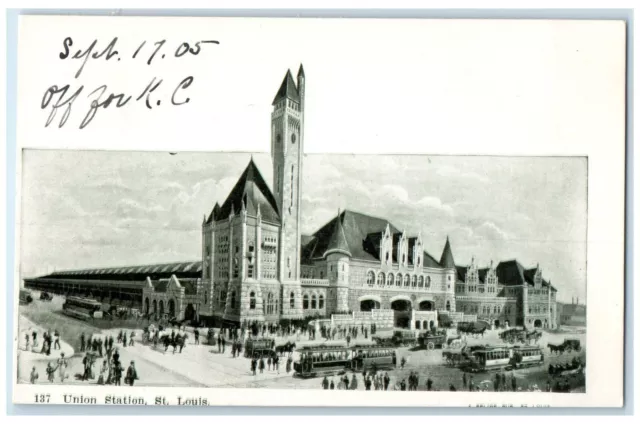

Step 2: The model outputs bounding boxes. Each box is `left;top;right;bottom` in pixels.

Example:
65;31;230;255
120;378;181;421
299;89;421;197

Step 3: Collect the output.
439;236;456;269
272;70;300;105
301;209;443;268
214;159;280;223
38;260;202;281
206;202;221;224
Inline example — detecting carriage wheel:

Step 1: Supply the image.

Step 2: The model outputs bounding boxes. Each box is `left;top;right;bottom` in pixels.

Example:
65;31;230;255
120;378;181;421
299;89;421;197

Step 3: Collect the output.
427;342;435;351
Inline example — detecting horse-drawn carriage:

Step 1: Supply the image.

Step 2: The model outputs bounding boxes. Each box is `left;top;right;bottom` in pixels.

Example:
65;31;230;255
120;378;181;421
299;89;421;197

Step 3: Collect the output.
418;329;448;350
457;321;489;338
548;338;582;355
275;341;297;356
373;330;417;348
500;328;526;344
548;356;584;376
39;292;53;302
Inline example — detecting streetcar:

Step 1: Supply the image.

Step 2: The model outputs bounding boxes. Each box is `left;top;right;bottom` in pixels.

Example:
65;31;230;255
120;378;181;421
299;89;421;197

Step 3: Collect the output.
294;345;351;378
465;346;513;373
350;346;397;372
293;345;397;378
510;346;545;369
62;296;103;320
19;289;33;305
244;337;275;358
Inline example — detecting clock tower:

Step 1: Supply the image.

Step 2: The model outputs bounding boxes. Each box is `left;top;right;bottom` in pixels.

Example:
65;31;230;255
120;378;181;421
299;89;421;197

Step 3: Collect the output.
271;65;305;318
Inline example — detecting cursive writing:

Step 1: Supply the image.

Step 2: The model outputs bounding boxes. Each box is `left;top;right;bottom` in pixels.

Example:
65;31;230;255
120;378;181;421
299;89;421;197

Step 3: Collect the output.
41;76;194;129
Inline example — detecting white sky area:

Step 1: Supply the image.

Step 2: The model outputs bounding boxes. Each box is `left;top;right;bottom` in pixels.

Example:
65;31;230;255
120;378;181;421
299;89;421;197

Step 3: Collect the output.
20;150;587;304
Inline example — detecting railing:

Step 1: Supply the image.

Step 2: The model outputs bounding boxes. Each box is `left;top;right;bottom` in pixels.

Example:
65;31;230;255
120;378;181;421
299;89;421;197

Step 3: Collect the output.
301;278;330;287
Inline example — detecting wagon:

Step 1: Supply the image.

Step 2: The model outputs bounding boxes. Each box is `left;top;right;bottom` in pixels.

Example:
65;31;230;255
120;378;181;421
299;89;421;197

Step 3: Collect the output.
561;338;581;353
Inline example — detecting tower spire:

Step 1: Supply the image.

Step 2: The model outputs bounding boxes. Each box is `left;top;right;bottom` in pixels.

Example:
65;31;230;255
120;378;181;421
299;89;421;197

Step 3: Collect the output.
440;236;456;269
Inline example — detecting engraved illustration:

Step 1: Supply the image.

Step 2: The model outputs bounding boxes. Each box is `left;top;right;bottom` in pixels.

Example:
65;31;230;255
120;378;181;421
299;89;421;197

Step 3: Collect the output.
17;66;587;396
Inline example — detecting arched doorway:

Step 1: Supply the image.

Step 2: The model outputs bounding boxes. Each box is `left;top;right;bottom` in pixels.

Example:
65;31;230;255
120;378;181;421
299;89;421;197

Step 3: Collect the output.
534;319;542;328
159;300;164;316
152;299;157;315
391;298;412;328
423;320;428;330
360;299;380;312
419;300;434;311
144;298;150;315
494;319;500;329
168;299;176;317
184;303;196;321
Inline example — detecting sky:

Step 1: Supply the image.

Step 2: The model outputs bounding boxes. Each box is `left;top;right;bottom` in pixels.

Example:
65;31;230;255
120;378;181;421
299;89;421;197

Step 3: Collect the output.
20;150;587;304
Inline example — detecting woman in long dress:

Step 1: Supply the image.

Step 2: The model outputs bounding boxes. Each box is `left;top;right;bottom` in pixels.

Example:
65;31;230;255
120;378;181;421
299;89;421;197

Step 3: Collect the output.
98;360;108;385
57;353;68;383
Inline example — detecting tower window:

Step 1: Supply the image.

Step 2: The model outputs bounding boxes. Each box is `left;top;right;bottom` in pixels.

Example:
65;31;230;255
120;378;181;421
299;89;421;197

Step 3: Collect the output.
249;292;256;310
290;292;295;309
292;133;297;144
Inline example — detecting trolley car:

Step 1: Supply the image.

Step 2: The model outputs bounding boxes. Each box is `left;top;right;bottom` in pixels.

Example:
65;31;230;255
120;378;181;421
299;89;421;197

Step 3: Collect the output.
244;337;275;358
62;296;103;320
510;346;545;369
465;346;513;373
293;345;398;378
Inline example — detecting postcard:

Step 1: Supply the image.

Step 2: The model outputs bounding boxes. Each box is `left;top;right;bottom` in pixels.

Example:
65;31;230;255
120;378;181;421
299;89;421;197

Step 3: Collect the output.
12;16;626;407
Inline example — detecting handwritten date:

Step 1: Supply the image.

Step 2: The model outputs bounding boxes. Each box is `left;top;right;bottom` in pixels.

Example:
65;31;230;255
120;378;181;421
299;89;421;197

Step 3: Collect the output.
41;76;193;129
60;37;220;78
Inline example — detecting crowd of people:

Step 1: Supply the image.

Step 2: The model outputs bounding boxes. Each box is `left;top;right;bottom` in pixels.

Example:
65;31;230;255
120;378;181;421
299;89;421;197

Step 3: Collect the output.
23;329;61;356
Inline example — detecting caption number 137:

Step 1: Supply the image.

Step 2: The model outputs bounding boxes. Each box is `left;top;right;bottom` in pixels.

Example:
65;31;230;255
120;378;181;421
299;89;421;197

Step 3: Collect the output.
35;394;50;403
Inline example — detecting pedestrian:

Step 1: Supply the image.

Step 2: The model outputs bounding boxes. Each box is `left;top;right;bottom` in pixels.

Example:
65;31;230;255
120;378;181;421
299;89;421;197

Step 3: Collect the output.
30;366;39;384
32;331;38;348
462;372;467;389
384;372;390;390
130;331;135;346
274;355;279;374
469;376;474;392
267;356;272;371
98;360;108;385
322;376;329;390
123;332;127;347
350;374;358;390
46;362;55;383
57;352;68;383
259;356;265;373
82;353;92;381
330;379;335;390
286;356;292;373
511;373;517;392
194;329;200;345
24;333;30;351
427;378;433;391
222;336;226;353
365;376;372;390
400;379;407;391
449;384;457;391
126;361;138;386
53;329;61;350
401;357;406;369
113;361;123;386
251;358;257;376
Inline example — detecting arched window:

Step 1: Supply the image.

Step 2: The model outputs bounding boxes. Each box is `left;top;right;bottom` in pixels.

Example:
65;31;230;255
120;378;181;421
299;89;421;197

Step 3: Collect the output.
404;274;410;287
366;271;375;287
377;272;385;287
426;276;431;288
290;292;295;309
249;292;256;310
319;294;325;309
446;300;451;311
387;273;394;286
497;306;501;314
266;292;275;314
231;291;236;309
412;275;417;288
396;273;402;287
220;291;226;309
418;276;424;288
311;294;317;309
303;294;309;310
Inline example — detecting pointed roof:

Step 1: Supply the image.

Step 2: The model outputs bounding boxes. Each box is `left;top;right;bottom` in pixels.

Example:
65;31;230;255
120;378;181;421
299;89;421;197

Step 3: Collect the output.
206;202;221;224
323;210;352;258
440;236;456;269
272;70;300;105
297;64;305;78
215;160;280;223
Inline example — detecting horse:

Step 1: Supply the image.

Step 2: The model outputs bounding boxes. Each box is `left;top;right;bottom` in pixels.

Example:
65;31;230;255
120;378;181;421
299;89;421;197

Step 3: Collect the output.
547;343;564;355
275;341;296;356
